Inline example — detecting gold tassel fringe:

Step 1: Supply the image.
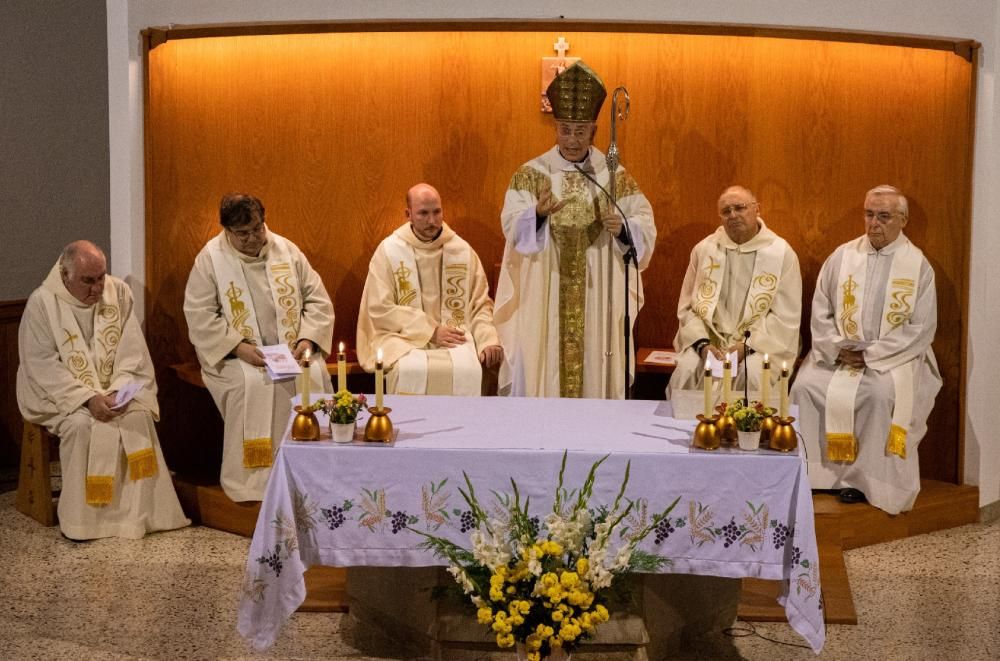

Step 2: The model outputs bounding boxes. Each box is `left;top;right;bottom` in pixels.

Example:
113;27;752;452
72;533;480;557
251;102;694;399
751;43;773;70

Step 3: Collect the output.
886;424;908;458
127;447;159;481
86;475;114;505
243;437;273;468
825;432;858;463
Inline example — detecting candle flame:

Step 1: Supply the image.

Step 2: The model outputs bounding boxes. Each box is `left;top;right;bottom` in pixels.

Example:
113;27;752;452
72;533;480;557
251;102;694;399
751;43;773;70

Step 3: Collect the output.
377;347;383;362
705;357;711;371
339;341;345;352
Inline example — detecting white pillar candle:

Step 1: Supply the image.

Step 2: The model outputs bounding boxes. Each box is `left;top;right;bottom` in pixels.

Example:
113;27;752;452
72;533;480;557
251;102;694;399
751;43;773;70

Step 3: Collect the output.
761;354;770;407
337;341;347;394
375;348;384;410
780;361;790;418
722;359;732;405
703;358;713;417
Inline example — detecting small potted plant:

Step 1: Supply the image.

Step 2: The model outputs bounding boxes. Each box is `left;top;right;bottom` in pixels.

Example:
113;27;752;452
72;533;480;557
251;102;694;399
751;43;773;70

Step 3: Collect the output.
320;390;367;443
723;399;776;450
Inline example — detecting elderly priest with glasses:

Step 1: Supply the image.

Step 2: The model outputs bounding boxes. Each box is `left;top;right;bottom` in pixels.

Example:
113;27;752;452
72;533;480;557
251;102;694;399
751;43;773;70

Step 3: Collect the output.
793;185;941;514
495;61;656;398
184;193;334;502
17;240;189;540
669;186;802;397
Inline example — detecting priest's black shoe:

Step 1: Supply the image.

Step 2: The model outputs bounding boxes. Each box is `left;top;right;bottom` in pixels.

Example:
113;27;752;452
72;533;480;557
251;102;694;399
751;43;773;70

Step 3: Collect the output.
838;488;866;504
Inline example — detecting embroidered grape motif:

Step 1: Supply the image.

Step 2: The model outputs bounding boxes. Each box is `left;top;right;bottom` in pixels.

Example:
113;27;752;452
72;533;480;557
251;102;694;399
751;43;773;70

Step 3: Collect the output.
390;510;409;534
653;518;675;545
322;506;346;530
772;522;791;549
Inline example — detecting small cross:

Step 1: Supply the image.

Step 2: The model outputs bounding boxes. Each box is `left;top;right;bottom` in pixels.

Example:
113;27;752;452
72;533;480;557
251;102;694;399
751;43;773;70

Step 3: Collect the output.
553;36;570;58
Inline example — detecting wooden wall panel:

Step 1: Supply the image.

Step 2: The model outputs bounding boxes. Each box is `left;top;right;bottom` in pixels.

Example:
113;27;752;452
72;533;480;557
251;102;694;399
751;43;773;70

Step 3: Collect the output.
1;300;26;470
145;30;972;483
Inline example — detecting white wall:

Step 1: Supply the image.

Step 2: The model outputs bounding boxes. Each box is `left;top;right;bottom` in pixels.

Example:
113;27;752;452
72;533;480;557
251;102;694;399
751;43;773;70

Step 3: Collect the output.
107;0;1000;508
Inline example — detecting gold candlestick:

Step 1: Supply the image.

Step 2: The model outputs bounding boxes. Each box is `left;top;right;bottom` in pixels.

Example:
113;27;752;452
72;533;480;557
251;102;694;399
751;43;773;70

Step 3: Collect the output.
364;406;394;442
769;416;798;452
692;414;721;450
291;405;320;441
759;414;779;445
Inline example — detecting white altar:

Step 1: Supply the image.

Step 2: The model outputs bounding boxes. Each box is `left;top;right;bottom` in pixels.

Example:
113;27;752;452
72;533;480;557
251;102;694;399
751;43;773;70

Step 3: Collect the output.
236;395;825;654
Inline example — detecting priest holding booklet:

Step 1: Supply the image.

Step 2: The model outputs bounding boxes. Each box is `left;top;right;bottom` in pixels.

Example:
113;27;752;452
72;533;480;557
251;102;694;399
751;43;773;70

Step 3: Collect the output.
17;240;189;540
184;193;334;502
669;186;802;404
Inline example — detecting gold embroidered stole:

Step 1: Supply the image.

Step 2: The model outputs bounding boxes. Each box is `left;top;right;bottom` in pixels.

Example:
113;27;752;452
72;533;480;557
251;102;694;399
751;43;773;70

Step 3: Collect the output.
208;234;303;468
691;229;786;346
40;264;156;504
549;171;602;398
383;233;481;395
824;238;921;462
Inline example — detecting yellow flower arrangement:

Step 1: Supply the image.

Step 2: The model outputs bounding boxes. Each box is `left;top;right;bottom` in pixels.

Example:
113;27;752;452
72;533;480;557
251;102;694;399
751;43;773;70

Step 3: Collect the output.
412;452;679;657
317;389;367;424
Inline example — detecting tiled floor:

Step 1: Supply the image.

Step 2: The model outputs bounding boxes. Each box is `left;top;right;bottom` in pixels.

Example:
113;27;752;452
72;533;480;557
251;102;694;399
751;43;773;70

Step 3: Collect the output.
1;490;997;660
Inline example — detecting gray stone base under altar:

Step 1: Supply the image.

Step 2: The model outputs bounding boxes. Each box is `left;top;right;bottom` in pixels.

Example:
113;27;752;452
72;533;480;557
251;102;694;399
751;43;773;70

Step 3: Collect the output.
344;566;740;660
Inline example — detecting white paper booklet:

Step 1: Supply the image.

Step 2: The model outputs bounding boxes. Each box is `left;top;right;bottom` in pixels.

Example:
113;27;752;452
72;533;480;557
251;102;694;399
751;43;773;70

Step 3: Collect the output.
111;381;142;409
644;350;677;365
261;344;302;381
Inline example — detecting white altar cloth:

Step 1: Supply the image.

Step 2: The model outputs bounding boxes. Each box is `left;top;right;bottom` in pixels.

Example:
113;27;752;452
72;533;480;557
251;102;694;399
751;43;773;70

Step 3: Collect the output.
237;395;825;653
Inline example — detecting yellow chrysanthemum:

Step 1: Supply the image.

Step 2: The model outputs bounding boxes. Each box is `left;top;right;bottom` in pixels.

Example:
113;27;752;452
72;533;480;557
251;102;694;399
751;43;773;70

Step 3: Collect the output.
496;632;515;648
594;604;610;622
477;606;493;624
527;652;541;661
576;558;589;575
559;571;579;588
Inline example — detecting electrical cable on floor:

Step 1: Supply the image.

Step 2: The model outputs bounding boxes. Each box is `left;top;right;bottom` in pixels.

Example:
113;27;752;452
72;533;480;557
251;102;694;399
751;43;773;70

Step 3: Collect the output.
723;621;813;649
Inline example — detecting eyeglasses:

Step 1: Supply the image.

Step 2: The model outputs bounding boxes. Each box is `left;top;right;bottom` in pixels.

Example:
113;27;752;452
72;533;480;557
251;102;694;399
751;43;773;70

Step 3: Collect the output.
228;221;266;240
720;203;751;217
864;210;900;223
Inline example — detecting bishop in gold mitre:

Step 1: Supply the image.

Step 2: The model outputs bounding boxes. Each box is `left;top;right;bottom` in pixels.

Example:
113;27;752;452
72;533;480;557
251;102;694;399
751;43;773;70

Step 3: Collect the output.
495;61;656;398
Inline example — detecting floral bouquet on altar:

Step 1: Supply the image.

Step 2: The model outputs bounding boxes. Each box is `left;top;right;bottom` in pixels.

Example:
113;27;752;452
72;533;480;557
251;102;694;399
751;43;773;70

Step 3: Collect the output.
718;398;776;432
318;389;367;424
411;452;679;660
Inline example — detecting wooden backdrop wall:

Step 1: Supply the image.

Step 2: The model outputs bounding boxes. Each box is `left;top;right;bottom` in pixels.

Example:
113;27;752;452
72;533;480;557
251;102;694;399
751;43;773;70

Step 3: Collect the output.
145;28;973;484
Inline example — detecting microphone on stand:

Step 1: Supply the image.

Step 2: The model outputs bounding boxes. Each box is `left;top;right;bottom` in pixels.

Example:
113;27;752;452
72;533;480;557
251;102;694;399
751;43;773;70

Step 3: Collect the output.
571;164;638;260
743;330;751;405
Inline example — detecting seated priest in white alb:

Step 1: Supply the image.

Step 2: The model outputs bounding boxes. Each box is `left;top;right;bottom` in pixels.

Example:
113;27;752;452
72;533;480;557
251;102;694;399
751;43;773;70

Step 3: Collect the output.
792;185;941;514
184;193;334;502
357;183;503;395
17;241;190;540
669;186;802;402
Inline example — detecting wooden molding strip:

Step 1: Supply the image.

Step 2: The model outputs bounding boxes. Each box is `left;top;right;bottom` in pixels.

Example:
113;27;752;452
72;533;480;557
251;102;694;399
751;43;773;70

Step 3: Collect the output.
142;19;980;61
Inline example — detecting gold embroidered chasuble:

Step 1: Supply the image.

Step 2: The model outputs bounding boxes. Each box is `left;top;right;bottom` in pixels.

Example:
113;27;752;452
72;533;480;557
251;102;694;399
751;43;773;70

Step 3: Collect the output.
184;231;333;502
791;233;941;515
670;222;801;393
18;264;160;504
496;146;655;399
356;222;499;390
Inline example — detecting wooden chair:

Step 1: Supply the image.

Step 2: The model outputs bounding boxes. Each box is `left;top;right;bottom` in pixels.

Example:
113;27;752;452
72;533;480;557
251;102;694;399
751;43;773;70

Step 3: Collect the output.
15;420;59;526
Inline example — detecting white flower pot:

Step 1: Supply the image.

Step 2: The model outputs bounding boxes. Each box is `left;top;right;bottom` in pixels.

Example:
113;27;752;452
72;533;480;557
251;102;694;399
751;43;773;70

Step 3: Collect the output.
331;421;356;443
737;430;761;451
